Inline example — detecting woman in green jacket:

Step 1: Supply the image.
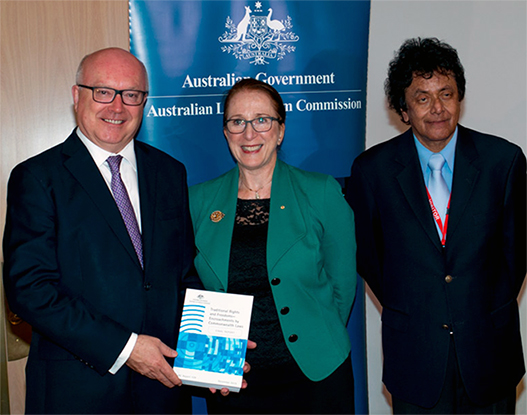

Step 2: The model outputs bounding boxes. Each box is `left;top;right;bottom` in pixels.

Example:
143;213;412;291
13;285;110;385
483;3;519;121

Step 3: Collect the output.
189;78;357;414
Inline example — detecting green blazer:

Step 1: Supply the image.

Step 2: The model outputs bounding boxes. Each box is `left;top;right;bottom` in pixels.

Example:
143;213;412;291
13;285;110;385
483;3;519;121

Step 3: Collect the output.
189;160;357;381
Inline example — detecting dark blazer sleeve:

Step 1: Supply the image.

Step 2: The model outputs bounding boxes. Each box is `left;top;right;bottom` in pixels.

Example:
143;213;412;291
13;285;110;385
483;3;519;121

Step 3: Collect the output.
503;146;526;295
346;155;384;303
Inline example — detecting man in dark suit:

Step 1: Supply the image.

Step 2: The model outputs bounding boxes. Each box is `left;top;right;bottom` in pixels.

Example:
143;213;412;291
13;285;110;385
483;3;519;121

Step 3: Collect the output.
347;38;526;414
2;48;196;414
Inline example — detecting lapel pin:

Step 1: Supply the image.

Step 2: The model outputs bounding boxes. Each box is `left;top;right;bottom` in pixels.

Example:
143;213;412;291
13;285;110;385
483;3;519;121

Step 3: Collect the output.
280;205;285;210
210;210;225;223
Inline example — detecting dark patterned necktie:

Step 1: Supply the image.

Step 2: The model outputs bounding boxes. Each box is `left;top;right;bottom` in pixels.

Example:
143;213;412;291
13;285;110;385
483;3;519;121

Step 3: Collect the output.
106;155;144;268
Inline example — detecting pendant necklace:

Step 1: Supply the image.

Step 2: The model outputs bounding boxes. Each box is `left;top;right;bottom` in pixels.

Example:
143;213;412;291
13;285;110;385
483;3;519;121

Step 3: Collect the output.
240;177;272;199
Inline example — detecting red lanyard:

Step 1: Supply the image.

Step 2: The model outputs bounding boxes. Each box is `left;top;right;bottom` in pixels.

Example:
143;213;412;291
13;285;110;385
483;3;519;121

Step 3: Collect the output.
426;189;451;246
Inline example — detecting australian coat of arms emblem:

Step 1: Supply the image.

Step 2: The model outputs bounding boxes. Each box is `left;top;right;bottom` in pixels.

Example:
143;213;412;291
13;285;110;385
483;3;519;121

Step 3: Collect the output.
218;3;299;65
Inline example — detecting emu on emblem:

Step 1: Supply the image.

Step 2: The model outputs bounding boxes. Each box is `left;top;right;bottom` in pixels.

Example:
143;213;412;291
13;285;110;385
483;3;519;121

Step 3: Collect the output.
218;4;299;65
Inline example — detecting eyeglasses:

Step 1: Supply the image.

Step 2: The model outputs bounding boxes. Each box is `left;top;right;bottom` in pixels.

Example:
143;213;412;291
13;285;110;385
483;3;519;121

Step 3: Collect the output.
77;84;148;106
224;117;280;134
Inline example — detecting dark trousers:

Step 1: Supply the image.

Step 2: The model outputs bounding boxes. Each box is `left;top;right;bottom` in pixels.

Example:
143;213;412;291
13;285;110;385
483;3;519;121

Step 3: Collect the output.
392;337;516;414
207;354;354;414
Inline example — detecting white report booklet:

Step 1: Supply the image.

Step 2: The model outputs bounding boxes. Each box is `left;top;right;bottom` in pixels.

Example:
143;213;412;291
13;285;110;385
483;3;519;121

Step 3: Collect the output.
173;288;254;392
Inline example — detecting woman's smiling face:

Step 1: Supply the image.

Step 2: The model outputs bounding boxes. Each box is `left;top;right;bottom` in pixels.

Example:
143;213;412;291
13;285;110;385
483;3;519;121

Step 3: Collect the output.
223;89;284;172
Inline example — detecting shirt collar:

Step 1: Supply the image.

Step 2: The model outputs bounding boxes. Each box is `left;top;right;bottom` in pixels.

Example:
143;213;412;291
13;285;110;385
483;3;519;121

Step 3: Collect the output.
76;127;137;171
414;126;458;174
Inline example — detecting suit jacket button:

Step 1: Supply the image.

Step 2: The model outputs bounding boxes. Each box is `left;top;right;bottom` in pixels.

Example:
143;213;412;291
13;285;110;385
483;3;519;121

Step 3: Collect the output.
271;278;281;286
445;275;453;283
280;307;290;315
144;282;152;290
288;334;298;342
442;324;450;330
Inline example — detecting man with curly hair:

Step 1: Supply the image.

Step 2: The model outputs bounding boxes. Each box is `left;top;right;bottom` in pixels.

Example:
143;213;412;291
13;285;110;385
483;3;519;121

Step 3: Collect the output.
347;38;526;414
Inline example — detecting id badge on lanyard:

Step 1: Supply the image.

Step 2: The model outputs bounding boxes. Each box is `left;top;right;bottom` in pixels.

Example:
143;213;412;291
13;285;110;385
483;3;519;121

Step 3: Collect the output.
426;189;451;246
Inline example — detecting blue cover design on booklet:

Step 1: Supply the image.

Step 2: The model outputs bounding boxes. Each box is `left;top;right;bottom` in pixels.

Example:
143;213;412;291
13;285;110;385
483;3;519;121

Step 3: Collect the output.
174;333;247;375
180;304;206;332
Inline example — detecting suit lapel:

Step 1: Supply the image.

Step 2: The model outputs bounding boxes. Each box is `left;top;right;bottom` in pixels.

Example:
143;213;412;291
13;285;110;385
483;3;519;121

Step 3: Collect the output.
194;168;239;290
395;131;445;252
136;142;156;274
267;161;307;271
446;126;480;242
63;132;143;270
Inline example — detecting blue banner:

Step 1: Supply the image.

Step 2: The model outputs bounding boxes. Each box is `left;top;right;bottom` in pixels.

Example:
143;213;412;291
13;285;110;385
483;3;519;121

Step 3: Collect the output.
130;0;369;184
130;1;370;412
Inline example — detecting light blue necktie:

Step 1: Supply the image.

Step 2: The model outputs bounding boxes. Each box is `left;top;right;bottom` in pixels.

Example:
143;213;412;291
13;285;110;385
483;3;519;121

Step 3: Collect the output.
107;155;144;268
427;153;450;223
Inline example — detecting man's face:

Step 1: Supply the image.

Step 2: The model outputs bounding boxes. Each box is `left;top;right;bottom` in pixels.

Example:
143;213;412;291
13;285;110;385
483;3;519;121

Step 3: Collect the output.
402;72;461;152
72;49;147;153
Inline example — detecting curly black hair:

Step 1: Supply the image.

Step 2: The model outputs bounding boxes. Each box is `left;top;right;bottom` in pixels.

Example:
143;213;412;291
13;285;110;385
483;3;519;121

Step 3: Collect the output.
385;37;465;124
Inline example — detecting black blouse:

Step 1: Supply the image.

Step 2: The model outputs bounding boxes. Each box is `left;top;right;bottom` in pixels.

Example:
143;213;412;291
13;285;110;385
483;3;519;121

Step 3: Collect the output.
227;198;292;369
